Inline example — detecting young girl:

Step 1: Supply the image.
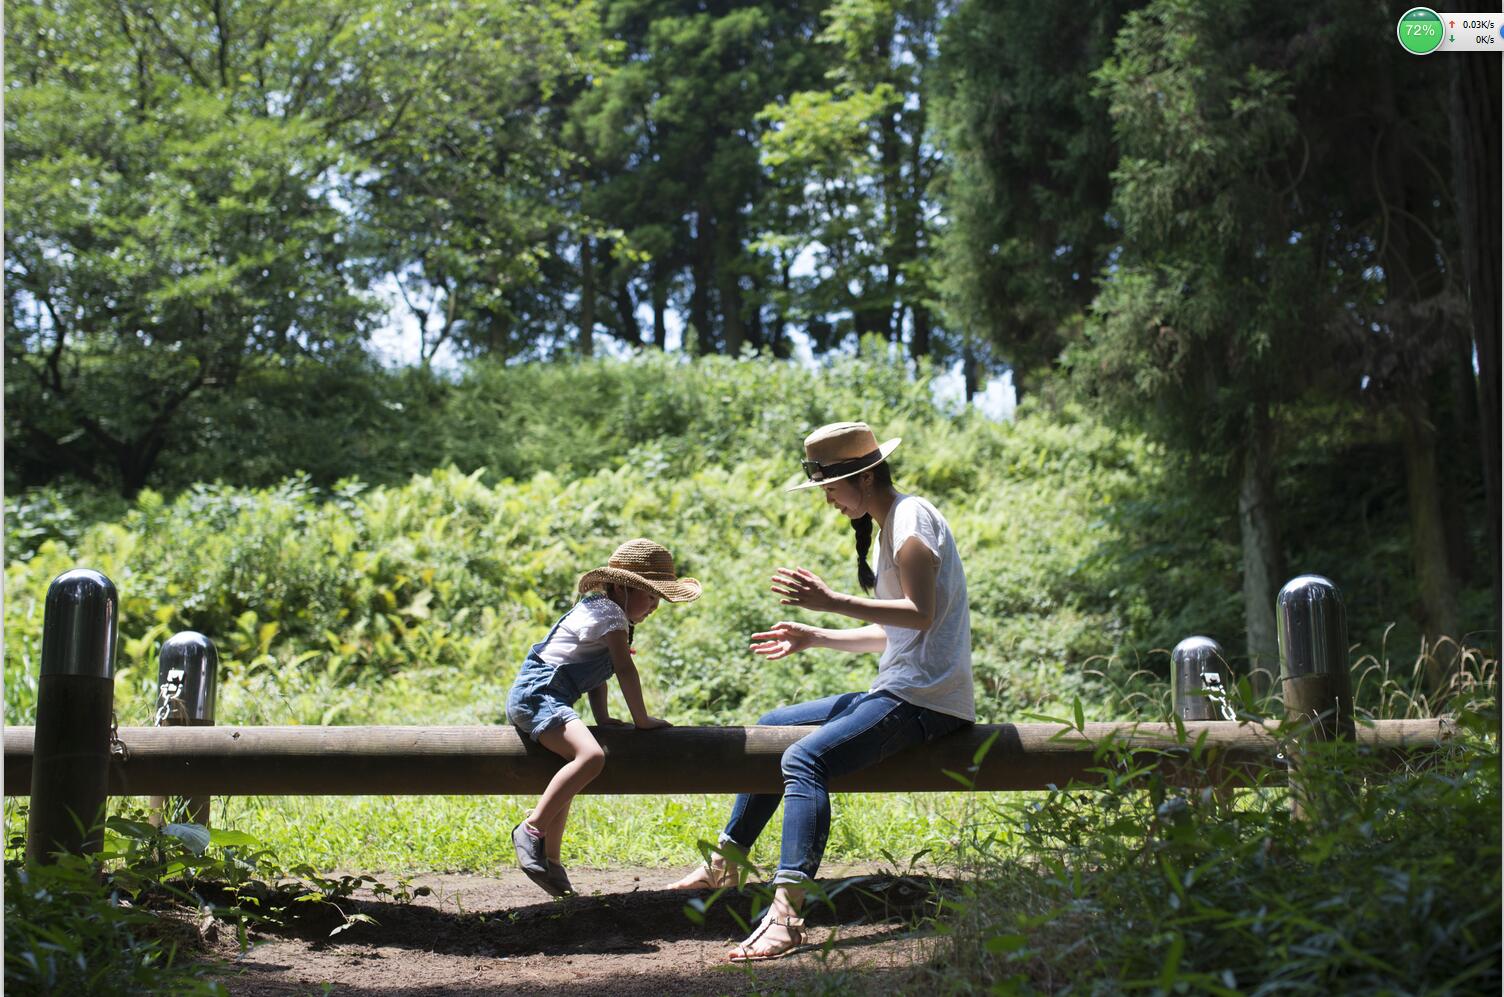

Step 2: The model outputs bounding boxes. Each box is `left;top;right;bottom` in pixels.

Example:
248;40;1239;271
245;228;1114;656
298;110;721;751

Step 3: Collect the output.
506;538;700;897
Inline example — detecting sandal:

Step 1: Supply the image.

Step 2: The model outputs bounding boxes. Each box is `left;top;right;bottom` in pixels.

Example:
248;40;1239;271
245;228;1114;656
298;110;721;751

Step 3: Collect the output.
666;857;738;890
727;915;806;962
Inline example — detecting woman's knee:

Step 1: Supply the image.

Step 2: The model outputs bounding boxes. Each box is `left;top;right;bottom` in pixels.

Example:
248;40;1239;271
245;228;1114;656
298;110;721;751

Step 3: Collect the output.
781;741;824;783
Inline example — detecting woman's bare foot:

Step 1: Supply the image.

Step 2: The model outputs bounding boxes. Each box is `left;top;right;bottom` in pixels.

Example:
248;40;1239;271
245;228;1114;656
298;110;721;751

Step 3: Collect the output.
665;856;734;890
727;886;805;961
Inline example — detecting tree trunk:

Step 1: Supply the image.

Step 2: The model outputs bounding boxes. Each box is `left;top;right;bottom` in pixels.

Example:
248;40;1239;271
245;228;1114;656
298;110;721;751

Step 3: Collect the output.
962;344;979;401
613;275;640;345
770;252;791;359
718;221;745;355
579;236;595;357
903;92;930;362
1449;55;1501;612
745;275;765;352
652;274;668;351
911;303;932;361
119;439;162;499
1441;349;1477;587
1397;393;1460;690
881;105;902;348
1237;401;1283;696
690;211;716;354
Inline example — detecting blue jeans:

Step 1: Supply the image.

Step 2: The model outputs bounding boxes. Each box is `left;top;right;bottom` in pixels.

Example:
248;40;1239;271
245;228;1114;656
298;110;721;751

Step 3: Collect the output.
719;691;971;885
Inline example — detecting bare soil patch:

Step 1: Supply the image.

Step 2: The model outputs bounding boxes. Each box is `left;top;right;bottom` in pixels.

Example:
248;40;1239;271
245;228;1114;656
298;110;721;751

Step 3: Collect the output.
205;866;951;995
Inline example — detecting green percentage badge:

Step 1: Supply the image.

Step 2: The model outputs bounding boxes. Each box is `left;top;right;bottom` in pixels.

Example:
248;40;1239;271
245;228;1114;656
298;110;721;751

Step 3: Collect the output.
1397;7;1444;55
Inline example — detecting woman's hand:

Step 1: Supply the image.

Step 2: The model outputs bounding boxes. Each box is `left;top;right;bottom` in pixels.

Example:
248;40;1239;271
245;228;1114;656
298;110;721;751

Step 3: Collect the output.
634;715;672;730
596;716;633;728
770;567;840;613
750;621;821;660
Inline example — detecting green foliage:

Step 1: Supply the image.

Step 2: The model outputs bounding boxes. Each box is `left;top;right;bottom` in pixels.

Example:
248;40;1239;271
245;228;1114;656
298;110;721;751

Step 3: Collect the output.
4;0;378;495
4;353;1478;734
353;0;608;362
3;0;606;494
3;811;287;996
565;0;830;354
932;0;1133;381
1073;0;1323;454
909;707;1502;994
0;353;1226;731
756;0;947;356
4;852;224;996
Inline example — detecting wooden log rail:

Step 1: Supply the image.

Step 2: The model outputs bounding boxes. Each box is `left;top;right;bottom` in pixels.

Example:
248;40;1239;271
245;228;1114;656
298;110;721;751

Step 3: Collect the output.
2;719;1452;797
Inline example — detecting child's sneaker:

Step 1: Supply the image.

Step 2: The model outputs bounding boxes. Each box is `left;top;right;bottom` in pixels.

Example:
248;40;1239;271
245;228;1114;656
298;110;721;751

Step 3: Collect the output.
512;822;557;895
545;861;575;897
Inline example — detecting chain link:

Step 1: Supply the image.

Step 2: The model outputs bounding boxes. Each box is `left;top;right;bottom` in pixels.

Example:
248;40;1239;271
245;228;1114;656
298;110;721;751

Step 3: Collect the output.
1200;670;1237;722
109;710;130;763
154;671;186;727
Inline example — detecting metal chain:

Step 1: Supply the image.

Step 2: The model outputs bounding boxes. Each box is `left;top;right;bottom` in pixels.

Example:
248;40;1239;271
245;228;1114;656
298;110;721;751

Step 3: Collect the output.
154;673;186;727
1201;670;1238;722
109;711;130;763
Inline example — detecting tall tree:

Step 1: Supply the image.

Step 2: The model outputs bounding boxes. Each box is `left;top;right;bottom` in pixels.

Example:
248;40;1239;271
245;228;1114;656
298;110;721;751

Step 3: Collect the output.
350;1;606;363
931;0;1137;396
757;0;948;362
1075;0;1336;687
1298;5;1477;674
5;0;609;494
1073;0;1485;686
567;0;828;355
5;0;373;494
1449;55;1502;612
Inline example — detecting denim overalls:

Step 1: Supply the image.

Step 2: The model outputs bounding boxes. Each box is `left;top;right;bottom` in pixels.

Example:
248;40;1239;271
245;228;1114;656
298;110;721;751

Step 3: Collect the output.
506;600;618;741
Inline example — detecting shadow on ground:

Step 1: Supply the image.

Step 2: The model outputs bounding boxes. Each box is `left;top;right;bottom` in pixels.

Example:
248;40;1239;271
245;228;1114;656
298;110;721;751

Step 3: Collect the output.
229;875;952;959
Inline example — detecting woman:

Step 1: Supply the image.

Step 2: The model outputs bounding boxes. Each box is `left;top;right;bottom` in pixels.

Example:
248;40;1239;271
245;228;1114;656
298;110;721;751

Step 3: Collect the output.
667;420;976;961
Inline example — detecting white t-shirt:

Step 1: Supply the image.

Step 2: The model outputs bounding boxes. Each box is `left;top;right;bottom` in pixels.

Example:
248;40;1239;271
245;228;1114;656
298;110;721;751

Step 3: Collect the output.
870;495;976;721
537;593;628;665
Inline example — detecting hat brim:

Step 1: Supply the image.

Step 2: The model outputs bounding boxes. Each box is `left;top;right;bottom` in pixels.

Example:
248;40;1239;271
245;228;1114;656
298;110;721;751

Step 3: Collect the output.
784;438;901;491
577;567;702;603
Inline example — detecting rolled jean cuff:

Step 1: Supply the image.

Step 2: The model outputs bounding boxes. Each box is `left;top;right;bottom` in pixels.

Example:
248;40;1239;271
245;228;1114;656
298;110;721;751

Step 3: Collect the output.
771;868;811;886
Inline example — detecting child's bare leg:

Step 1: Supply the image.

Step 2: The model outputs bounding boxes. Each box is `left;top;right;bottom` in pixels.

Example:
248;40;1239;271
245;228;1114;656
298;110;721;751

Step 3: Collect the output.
542;798;572;864
530;720;605;831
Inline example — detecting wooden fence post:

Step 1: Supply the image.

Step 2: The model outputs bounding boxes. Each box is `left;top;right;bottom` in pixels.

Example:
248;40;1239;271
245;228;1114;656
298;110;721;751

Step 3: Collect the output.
26;569;118;863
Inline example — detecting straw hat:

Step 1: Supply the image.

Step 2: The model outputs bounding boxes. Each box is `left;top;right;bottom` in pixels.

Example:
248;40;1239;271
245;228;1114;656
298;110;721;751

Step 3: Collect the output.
576;538;702;603
786;421;901;491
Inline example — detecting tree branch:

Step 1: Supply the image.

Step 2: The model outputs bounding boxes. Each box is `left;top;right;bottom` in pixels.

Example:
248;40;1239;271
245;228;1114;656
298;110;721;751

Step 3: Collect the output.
131;1;213;89
210;0;231;90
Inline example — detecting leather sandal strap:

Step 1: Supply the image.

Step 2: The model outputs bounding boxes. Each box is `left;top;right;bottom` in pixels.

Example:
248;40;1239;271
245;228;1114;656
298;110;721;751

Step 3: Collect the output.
732;919;774;956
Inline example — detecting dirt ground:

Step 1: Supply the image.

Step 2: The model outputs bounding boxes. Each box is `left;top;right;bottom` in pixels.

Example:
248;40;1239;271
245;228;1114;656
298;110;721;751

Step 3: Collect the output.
204;865;952;996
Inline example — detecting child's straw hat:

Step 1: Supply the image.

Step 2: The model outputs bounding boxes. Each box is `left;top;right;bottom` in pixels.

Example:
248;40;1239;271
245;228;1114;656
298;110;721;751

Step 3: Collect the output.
786;421;901;491
577;538;702;603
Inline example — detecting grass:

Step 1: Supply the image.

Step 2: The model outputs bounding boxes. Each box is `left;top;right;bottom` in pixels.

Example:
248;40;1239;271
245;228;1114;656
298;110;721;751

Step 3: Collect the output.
8;791;989;876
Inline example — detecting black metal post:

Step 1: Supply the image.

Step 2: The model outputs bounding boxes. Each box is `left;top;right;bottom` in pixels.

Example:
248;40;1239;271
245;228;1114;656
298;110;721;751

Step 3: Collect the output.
1172;636;1235;722
1276;574;1355;817
1277;575;1355;740
149;632;219;826
26;569;118;863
